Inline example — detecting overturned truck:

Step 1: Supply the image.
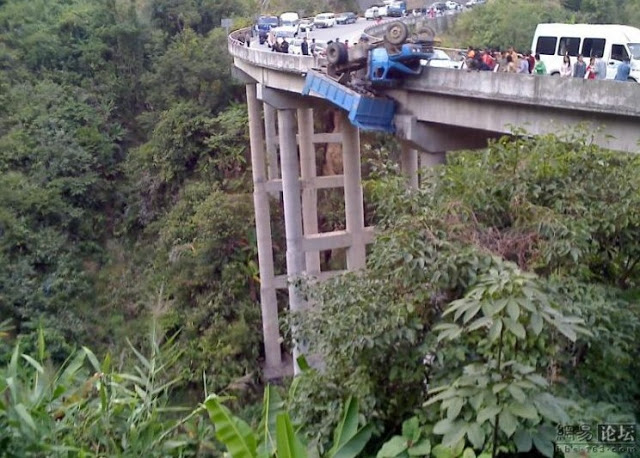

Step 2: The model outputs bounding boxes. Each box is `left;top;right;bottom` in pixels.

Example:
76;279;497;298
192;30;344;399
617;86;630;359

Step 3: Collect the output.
302;21;438;132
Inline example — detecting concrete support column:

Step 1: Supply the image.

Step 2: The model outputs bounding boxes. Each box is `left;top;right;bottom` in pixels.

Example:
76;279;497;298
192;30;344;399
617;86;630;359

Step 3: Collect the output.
297;108;321;275
420;151;447;169
401;144;419;189
246;84;282;374
341;113;366;270
264;104;280;180
278;108;307;374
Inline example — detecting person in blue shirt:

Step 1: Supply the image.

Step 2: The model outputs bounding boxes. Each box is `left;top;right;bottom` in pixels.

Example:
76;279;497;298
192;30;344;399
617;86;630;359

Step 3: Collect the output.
615;57;631;81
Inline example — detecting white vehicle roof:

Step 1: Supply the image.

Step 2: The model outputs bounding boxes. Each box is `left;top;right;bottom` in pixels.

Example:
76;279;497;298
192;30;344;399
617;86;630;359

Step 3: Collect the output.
280;12;299;21
535;23;640;42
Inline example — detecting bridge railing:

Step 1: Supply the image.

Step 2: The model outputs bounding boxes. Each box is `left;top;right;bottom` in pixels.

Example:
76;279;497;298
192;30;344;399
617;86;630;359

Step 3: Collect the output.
228;27;314;74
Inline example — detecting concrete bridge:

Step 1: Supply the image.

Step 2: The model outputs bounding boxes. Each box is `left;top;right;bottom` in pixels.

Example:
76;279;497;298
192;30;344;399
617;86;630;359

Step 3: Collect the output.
228;18;640;378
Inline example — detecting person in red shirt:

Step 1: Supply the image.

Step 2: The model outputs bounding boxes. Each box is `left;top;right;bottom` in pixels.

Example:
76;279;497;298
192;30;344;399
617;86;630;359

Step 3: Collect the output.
482;49;495;70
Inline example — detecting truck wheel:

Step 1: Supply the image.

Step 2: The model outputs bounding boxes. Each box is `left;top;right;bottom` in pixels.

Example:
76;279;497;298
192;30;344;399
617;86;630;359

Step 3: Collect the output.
385;22;409;45
326;42;348;65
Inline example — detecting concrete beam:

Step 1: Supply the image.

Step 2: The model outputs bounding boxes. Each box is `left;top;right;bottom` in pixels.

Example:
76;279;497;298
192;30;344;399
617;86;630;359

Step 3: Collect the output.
395;115;494;153
273;270;349;290
302;227;376;252
264;175;345;194
231;66;257;84
258;85;309;110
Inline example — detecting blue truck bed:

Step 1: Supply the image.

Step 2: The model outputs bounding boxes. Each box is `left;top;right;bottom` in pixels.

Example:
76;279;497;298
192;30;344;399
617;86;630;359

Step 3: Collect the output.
301;70;396;133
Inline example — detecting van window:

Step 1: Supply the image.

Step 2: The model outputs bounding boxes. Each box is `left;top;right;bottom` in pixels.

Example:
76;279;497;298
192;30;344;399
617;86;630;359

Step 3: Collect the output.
581;38;605;58
536;36;557;55
558;37;580;56
611;44;629;61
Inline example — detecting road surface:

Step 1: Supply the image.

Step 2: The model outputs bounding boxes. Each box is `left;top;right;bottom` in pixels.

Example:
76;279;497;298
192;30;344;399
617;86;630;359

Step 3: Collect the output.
250;18;371;49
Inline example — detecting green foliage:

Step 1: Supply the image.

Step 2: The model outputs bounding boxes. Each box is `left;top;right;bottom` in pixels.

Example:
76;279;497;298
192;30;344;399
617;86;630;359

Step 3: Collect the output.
447;0;569;51
205;388;372;458
376;417;431;458
0;326;214;456
427;264;589;457
290;133;640;454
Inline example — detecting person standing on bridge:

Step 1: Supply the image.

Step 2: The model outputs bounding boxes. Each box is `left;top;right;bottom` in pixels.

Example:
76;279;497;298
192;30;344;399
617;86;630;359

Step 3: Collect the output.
560;54;572;77
534;54;547;74
585;56;597;79
615;57;631;81
281;37;290;54
573;54;587;78
301;36;309;56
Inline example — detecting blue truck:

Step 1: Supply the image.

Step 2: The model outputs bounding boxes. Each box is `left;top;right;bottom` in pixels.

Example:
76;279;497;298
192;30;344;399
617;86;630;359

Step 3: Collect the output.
254;16;279;44
303;21;437;132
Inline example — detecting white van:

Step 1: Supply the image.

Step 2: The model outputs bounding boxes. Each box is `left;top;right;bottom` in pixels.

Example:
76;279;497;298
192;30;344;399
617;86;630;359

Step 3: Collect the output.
532;23;640;81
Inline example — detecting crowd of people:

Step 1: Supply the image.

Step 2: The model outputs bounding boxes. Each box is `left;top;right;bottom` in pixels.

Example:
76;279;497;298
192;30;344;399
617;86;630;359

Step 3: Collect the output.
465;46;632;81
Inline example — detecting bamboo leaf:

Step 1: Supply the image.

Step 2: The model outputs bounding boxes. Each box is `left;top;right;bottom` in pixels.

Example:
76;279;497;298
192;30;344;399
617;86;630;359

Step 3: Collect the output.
205;395;257;458
21;354;44;374
276;412;307;458
330;397;360;453
258;386;283;458
14;404;36;431
331;424;373;458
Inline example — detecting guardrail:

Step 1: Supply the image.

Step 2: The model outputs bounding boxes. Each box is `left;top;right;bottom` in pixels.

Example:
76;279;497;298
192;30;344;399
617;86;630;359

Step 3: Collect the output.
228;27;314;74
228;13;459;69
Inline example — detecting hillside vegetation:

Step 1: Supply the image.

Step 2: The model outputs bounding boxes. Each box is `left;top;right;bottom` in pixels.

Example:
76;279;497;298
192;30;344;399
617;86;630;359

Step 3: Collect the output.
1;0;639;456
448;0;640;51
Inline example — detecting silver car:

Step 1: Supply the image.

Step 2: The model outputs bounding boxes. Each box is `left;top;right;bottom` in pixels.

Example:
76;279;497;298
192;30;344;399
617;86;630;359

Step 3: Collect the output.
421;49;464;69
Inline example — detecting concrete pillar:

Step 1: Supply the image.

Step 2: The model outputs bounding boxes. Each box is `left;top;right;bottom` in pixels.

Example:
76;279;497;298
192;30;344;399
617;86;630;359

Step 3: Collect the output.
401;144;419;189
420;151;447;169
264;104;280;180
341;112;366;270
297;108;321;275
278;108;307;374
246;84;282;375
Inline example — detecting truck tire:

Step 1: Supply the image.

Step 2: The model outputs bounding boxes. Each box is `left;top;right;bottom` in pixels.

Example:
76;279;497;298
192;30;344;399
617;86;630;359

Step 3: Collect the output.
385;22;408;45
326;42;349;65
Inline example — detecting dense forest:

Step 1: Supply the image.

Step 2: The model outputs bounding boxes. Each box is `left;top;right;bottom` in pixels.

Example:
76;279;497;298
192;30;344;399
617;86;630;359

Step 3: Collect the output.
0;0;639;456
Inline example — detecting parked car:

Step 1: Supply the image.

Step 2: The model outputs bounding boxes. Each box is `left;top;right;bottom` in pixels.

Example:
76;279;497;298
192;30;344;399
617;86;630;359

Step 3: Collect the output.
299;19;315;32
278;12;300;36
420;49;464;69
364;7;379;19
314;13;336;28
336;12;357;24
446;1;461;9
387;1;407;17
377;5;389;16
431;2;447;12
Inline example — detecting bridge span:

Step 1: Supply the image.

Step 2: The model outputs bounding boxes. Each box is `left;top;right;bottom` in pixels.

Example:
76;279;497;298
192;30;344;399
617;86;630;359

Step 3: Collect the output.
227;17;640;378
